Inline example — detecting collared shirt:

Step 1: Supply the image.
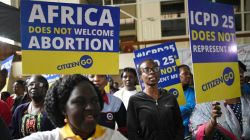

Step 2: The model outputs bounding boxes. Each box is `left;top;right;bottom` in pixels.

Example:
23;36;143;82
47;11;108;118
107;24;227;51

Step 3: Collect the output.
19;124;128;140
98;92;127;133
102;92;109;104
60;124;105;140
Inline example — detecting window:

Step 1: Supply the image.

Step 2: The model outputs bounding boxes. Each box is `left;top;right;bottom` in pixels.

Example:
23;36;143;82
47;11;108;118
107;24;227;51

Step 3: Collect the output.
235;14;242;31
161;1;184;19
160;0;186;37
161;19;186;36
244;0;250;31
244;13;250;31
245;0;250;11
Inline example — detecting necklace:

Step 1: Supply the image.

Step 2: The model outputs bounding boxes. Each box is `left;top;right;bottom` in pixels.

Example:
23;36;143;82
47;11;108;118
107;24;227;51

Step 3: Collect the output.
28;103;42;115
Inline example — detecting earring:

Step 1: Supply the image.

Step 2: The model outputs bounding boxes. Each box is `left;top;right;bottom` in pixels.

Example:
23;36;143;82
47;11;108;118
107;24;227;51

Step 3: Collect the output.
64;117;68;123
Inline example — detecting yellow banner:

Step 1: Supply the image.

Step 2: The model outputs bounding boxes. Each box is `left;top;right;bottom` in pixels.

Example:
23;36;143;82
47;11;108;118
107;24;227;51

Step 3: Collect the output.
176;59;181;66
22;51;119;74
193;62;240;103
164;83;186;105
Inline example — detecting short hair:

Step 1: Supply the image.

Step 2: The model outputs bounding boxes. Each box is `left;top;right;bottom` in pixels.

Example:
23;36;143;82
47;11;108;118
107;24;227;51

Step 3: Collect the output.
137;59;157;75
44;74;103;127
14;80;25;86
24;78;30;86
1;91;11;101
88;75;108;80
120;67;137;78
28;75;49;90
178;64;191;71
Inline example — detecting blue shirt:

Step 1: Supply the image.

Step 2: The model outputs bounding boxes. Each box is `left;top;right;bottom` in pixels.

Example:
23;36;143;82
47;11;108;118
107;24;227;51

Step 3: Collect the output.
180;87;196;137
243;83;250;94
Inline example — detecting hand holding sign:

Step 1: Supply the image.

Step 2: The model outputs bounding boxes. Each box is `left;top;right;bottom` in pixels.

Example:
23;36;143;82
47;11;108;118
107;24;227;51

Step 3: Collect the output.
188;0;240;103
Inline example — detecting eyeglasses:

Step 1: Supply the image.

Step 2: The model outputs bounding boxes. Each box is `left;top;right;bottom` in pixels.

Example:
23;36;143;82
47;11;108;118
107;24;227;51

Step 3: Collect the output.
28;82;44;88
141;67;160;74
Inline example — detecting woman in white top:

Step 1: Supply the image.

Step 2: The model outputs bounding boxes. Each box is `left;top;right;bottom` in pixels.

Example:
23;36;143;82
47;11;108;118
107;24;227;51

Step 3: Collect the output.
20;74;127;140
114;67;138;109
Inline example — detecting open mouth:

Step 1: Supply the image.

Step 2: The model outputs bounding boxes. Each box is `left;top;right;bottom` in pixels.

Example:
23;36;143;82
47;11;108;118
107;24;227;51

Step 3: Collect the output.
149;76;157;81
30;89;38;93
84;115;95;123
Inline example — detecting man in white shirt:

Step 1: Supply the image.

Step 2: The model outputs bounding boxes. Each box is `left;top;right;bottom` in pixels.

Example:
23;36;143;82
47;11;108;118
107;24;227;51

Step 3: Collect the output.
114;67;138;109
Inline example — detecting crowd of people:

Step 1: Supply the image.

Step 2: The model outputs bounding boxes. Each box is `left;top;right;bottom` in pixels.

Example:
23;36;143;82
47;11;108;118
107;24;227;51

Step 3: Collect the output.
0;60;249;140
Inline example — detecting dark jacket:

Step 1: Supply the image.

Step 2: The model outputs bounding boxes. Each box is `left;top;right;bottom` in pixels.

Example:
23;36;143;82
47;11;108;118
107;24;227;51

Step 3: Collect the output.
10;102;54;139
12;95;23;114
127;89;184;140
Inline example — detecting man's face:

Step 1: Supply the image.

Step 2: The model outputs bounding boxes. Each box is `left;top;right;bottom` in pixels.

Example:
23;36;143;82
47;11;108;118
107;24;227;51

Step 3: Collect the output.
13;83;25;96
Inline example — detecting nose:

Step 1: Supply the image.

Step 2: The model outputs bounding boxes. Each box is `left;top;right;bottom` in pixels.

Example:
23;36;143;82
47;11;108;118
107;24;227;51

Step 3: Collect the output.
148;69;155;74
126;77;130;81
84;103;94;110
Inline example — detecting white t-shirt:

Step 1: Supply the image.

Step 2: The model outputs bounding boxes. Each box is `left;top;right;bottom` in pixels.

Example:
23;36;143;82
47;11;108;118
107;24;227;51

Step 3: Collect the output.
19;126;127;140
114;88;137;109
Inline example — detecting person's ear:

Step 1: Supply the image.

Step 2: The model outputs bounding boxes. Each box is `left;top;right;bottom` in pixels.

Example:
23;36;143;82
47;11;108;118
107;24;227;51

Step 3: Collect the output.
63;113;68;123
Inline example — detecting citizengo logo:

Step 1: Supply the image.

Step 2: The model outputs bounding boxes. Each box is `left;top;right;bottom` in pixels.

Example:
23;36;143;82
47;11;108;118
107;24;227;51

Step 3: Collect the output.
169;88;179;98
80;55;93;68
57;55;93;70
202;67;234;91
223;67;234;86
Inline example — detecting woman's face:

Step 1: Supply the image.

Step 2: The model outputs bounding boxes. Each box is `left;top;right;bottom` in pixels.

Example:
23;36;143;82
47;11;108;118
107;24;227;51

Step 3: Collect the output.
27;76;47;103
88;75;107;92
140;60;160;87
122;71;137;89
65;81;101;133
179;67;191;87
